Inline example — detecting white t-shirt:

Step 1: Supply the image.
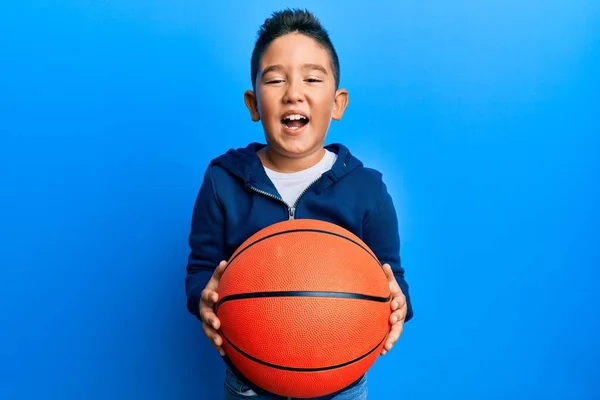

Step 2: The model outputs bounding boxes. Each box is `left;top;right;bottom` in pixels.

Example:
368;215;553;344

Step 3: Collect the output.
264;149;337;206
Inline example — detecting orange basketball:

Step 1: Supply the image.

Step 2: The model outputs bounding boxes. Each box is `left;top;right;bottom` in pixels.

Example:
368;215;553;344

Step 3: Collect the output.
216;219;392;398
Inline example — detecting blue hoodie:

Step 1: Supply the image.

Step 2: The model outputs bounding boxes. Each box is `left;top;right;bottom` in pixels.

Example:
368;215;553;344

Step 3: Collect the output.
184;142;414;394
185;142;413;323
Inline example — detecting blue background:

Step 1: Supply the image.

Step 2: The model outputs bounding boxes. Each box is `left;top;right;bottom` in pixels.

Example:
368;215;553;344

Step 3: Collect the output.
1;1;599;399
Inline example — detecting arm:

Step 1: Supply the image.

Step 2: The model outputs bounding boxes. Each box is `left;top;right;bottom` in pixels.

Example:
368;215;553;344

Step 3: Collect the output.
362;177;413;323
185;166;227;320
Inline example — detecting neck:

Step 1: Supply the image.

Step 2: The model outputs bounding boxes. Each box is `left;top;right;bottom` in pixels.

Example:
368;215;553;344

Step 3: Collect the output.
259;146;326;173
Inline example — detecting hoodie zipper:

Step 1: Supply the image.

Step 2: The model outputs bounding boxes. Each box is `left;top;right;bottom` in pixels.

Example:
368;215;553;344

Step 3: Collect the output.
288;177;321;219
249;177;322;221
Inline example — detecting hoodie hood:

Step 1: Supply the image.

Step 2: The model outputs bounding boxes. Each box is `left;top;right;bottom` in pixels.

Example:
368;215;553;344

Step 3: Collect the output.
210;142;363;193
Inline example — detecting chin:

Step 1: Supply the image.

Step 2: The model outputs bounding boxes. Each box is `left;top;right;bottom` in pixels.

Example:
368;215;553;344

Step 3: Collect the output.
277;141;322;157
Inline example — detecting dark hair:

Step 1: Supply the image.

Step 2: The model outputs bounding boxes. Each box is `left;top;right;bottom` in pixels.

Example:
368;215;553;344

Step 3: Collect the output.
250;8;340;90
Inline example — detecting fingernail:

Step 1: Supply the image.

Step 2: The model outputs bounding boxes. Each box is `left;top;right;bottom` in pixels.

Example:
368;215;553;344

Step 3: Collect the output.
382;350;387;356
219;350;225;356
213;338;219;345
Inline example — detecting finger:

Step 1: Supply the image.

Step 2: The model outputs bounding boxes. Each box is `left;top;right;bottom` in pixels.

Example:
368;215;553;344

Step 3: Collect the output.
381;333;390;356
211;260;228;282
384;324;404;351
203;261;228;291
381;263;395;282
212;333;223;347
201;288;219;305
200;285;219;305
202;322;225;353
391;291;406;310
199;298;214;316
396;293;406;307
208;315;221;330
397;305;407;323
384;340;393;352
201;321;217;342
382;264;404;296
390;308;406;325
213;334;226;357
383;338;395;352
199;309;220;329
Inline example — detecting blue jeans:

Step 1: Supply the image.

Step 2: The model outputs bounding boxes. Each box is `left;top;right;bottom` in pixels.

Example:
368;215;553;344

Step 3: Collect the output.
223;367;368;400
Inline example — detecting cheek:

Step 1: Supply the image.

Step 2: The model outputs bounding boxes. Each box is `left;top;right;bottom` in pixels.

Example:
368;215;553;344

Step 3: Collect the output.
312;100;335;122
258;99;279;122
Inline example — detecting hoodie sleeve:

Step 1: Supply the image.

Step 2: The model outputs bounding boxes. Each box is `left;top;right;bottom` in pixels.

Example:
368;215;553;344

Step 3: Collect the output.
185;166;227;320
363;177;413;322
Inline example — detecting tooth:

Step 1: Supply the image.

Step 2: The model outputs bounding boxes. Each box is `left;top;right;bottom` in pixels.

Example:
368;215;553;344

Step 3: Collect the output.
284;114;307;121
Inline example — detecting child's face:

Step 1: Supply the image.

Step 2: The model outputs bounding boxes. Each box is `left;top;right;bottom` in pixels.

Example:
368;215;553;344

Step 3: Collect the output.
245;33;348;160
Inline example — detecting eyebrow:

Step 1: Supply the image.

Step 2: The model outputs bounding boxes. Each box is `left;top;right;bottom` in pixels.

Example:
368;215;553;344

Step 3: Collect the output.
261;63;329;78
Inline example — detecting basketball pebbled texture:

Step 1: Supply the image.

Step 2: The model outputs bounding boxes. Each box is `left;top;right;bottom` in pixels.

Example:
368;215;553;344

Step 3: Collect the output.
216;219;392;398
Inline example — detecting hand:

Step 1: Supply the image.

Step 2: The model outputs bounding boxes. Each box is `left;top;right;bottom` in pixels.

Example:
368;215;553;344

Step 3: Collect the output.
380;263;407;356
199;260;228;356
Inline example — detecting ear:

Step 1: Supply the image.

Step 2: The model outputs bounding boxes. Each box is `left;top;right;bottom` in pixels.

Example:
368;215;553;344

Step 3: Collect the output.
332;88;349;120
244;90;261;121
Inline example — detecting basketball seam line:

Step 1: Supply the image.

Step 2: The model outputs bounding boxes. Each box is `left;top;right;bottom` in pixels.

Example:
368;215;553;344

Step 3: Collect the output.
220;330;388;372
223;228;381;277
216;291;391;311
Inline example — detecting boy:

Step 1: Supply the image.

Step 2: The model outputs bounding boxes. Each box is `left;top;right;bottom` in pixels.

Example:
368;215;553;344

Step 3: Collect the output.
185;8;413;400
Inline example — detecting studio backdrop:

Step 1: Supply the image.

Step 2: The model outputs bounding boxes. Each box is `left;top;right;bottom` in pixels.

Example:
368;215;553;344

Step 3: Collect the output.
1;1;598;399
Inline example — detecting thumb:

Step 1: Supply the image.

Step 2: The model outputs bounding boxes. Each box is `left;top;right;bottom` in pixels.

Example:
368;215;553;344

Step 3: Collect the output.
207;260;228;290
381;263;394;281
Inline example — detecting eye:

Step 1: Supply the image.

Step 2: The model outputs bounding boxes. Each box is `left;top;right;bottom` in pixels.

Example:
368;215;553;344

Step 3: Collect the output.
305;78;322;83
266;79;284;84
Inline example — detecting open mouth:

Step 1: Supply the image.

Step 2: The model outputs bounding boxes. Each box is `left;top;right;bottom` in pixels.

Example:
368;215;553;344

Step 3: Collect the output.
281;114;309;131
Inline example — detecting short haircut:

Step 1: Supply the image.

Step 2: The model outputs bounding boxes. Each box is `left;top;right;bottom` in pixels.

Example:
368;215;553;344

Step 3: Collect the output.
250;8;340;90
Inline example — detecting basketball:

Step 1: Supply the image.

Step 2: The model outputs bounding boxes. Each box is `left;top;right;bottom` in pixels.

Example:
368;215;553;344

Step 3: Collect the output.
215;219;392;398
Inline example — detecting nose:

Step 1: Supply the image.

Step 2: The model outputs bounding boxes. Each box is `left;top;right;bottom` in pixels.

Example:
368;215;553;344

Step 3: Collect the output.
282;77;304;103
